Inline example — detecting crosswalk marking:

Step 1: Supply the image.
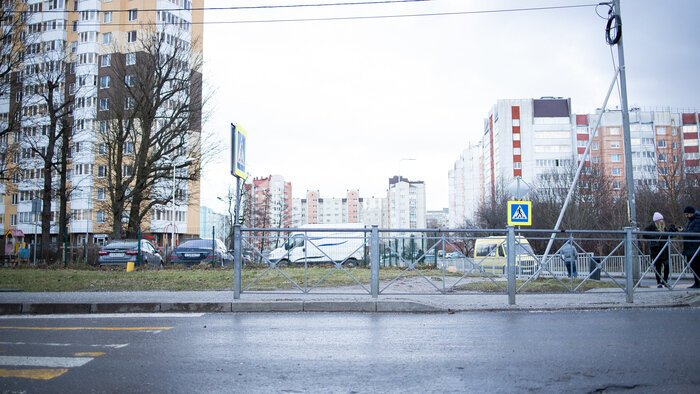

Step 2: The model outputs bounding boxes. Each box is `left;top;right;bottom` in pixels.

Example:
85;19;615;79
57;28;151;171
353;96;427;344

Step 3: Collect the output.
0;326;173;331
0;356;93;368
0;341;128;348
0;368;68;380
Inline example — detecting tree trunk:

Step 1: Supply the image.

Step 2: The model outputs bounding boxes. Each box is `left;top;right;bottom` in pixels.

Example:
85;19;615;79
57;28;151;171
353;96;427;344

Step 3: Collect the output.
58;121;69;259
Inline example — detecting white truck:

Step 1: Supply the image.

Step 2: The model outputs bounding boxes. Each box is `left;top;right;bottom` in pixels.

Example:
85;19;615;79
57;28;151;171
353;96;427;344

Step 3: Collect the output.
268;224;367;268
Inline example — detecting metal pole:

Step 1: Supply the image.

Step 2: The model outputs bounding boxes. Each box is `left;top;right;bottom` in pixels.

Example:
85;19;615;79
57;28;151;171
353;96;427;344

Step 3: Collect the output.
212;226;216;268
614;0;639;283
624;227;634;303
233;224;242;299
370;225;379;298
234;177;241;226
171;159;176;256
507;225;516;305
614;0;636;230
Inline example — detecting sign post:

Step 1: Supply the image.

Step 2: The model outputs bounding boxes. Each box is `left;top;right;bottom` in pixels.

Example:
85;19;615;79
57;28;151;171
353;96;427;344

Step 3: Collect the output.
230;123;248;225
230;123;247;301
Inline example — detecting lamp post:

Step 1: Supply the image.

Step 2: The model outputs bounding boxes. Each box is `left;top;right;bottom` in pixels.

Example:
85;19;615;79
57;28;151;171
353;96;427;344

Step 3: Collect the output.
168;156;194;255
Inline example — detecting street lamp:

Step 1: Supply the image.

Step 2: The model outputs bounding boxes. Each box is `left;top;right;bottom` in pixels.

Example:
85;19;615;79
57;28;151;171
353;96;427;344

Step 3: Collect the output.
168;156;194;254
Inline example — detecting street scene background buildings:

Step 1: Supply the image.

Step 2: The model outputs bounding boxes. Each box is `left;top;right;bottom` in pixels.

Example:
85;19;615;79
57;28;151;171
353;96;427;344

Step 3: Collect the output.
1;1;699;257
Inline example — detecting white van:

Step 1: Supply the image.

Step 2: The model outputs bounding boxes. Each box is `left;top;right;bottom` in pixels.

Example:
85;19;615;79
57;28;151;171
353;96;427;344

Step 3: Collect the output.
473;236;537;274
268;224;367;268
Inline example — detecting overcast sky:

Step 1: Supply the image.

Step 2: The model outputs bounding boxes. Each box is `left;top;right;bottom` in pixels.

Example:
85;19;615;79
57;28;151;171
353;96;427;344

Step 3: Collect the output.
200;0;700;213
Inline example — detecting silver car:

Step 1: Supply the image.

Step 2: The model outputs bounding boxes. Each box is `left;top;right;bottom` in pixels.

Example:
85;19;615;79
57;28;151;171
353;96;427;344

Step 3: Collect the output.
98;240;163;268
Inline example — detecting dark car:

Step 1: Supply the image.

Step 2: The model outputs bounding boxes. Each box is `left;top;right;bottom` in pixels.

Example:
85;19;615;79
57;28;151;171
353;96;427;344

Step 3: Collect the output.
98;240;163;267
170;239;232;267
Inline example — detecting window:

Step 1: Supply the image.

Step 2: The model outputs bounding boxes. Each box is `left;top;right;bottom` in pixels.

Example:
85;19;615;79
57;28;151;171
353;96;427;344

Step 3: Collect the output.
124;74;134;87
658;153;667;162
612;168;622;176
10;214;17;226
127;31;137;43
513;162;521;169
512;133;520;141
96;211;106;224
513;147;521;155
102;32;112;45
656;126;666;135
658;140;667;148
610;141;620;149
98;143;107;155
99;76;110;89
609;127;620;135
123;165;133;177
100;54;111;67
70;41;77;53
103;11;112;23
611;154;621;162
124;97;134;110
123;142;134;154
99;98;109;111
97;165;107;178
128;9;138;21
592;156;600;164
126;52;136;65
11;194;18;205
97;188;106;201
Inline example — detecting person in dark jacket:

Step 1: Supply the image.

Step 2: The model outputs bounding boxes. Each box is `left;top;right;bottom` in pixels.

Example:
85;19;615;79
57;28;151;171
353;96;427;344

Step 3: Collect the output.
643;212;675;288
679;206;700;289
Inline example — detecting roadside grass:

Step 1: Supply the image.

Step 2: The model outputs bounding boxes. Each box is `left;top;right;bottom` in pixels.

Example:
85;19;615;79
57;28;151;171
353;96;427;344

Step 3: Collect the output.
0;265;461;292
454;278;620;292
1;266;611;293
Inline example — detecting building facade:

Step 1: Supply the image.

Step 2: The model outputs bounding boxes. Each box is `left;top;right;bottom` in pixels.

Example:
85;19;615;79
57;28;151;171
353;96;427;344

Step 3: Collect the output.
1;0;204;249
246;175;292;228
387;176;426;229
448;97;700;227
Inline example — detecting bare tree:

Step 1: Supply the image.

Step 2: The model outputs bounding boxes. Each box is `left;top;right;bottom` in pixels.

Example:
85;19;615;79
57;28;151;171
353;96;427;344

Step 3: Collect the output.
97;29;212;238
21;38;73;260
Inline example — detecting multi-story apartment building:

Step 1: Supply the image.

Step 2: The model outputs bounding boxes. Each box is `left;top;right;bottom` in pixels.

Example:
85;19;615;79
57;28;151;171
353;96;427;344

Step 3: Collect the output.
449;97;700;227
387;176;426;229
292;189;372;227
448;141;482;227
1;0;204;249
246;175;292;228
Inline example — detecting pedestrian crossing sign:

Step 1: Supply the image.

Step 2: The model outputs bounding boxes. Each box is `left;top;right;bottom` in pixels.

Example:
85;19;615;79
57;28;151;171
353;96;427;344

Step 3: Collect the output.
507;201;532;226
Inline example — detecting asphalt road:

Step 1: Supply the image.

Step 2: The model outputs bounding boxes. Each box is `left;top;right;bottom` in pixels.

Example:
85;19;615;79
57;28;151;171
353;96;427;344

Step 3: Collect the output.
0;309;698;393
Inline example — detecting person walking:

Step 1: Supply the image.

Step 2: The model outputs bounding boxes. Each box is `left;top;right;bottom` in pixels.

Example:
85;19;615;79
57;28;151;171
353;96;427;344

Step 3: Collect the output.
679;206;700;289
643;212;675;288
559;240;577;278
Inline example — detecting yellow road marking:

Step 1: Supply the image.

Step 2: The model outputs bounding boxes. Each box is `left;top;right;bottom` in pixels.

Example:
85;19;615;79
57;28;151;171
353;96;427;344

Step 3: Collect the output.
0;326;172;331
73;352;105;357
0;368;68;380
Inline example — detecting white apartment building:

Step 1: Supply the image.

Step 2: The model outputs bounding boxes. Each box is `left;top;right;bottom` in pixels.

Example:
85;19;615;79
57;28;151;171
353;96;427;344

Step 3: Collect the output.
387;176;426;229
450;98;700;224
448;141;482;227
291;190;385;227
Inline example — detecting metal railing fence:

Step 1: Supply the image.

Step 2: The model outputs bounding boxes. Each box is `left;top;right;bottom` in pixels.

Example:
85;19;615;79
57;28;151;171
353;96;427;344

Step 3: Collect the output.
232;225;700;304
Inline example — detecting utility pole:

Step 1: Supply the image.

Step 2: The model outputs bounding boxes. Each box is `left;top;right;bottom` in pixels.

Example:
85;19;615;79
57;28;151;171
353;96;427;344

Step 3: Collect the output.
612;0;639;283
613;0;636;229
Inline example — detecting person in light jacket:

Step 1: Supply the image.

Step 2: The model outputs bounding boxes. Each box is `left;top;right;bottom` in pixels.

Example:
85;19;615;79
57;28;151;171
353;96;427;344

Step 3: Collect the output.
559;241;577;278
643;212;675;288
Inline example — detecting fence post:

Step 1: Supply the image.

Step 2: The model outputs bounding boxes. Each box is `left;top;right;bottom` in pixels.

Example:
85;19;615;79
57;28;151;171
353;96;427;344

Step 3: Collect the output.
233;224;242;299
624;226;634;303
371;225;379;299
507;225;516;305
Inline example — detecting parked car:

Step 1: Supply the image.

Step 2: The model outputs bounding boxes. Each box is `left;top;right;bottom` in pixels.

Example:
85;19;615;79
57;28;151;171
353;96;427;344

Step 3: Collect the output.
447;251;466;259
98;240;163;267
170;239;233;267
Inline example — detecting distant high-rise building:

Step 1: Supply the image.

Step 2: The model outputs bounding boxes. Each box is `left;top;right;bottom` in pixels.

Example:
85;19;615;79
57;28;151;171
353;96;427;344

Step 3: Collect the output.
246;175;292;228
387;176;426;229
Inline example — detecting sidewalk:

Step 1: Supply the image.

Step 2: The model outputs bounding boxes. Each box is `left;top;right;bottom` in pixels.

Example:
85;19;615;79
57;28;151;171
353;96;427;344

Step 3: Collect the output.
1;288;699;314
